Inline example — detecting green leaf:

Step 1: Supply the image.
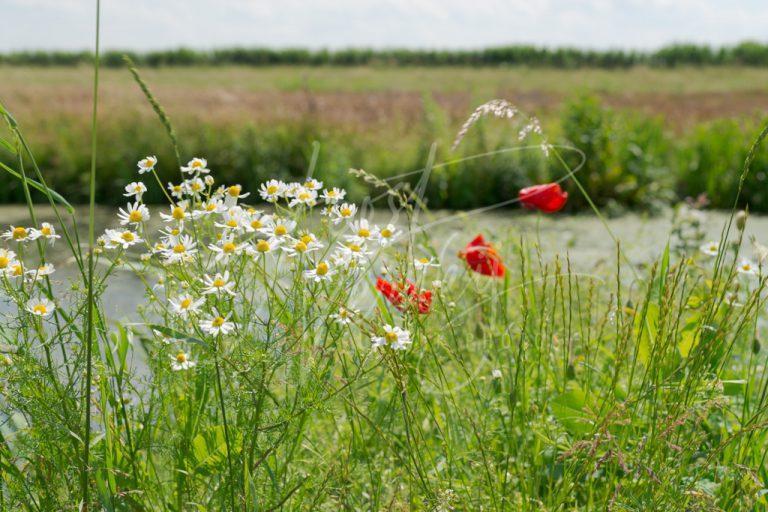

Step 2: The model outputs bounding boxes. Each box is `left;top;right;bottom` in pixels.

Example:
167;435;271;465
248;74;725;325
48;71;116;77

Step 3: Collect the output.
550;385;594;435
148;324;208;348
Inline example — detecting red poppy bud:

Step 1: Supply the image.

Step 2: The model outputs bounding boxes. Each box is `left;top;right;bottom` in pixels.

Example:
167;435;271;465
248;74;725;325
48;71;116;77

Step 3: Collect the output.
458;234;505;277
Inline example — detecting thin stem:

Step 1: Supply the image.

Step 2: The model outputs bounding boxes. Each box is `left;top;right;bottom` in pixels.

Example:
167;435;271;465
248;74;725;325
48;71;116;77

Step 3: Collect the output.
81;0;101;508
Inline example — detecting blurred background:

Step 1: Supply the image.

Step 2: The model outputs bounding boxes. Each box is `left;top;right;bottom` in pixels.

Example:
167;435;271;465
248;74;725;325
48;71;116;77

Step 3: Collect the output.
1;0;768;212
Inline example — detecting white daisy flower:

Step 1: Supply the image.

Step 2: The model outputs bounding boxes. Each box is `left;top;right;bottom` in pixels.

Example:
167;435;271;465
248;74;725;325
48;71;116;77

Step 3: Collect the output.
167;182;186;200
181;157;210;175
414;256;439;270
347;219;379;244
491;369;503;379
335;241;371;264
287;186;318;208
304;261;335;282
2;226;32;242
161;234;197;264
200;310;236;336
124;181;147;199
193;198;227;218
201;271;237;296
223;184;250;206
250;237;281;255
282;233;322;257
171;352;196;371
104;229;143;249
0;249;17;272
30;223;61;244
243;210;269;232
208;236;246;261
184;177;206;196
320;187;346;204
371;325;411;351
329;306;358;326
25;263;55;282
303;178;323;191
700;241;719;257
737;258;758;276
259;179;286;202
118;202;150;225
215;207;247;232
7;262;24;279
159;202;189;224
330;203;357;225
137;155;157;174
26;297;55;318
377;224;401;246
260;218;296;239
169;294;204;318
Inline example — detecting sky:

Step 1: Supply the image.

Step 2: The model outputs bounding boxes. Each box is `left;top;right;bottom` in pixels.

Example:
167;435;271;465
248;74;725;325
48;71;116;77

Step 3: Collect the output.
1;0;767;51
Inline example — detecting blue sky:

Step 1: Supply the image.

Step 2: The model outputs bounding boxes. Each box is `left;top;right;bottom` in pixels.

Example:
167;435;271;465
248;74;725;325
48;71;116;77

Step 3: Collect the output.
1;0;766;51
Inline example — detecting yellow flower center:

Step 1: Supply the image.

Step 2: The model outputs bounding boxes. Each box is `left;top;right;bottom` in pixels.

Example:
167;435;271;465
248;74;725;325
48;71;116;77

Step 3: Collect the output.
121;231;135;242
316;262;329;276
206;203;217;211
340;208;352;217
146;158;155;167
191;160;202;168
274;225;287;236
327;190;337;197
298;192;311;201
212;316;225;327
12;227;27;240
191;182;202;191
419;257;429;264
180;298;192;309
222;242;237;253
212;278;226;288
173;244;186;254
33;304;47;315
0;256;8;269
172;206;185;220
228;185;241;197
267;185;279;194
12;264;23;276
251;219;262;229
176;352;187;363
381;228;392;238
358;228;370;238
171;228;180;236
226;219;238;228
347;244;361;253
300;234;312;244
173;185;182;193
385;331;398;342
293;241;307;253
256;240;270;253
41;226;52;236
129;210;143;222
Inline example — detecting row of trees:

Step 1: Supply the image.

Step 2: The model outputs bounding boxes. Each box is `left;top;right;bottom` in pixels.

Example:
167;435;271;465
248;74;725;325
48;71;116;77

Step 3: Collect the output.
3;42;768;68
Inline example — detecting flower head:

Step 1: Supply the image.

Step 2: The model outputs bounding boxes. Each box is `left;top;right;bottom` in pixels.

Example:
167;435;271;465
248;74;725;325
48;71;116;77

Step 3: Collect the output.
118;202;150;225
137;155;157;174
26;297;55;318
201;271;237;296
181;157;210;175
171;352;196;371
700;241;720;257
371;325;411;351
124;181;147;199
169;294;204;318
519;183;568;213
458;234;505;278
200;310;236;336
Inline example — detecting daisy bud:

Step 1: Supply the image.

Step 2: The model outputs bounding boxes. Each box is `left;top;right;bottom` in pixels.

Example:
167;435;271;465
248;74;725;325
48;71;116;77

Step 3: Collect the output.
431;279;442;290
735;210;747;231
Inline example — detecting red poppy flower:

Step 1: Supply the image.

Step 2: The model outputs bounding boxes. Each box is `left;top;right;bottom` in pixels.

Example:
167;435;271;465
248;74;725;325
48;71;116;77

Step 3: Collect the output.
376;277;432;314
458;234;505;277
519;183;568;213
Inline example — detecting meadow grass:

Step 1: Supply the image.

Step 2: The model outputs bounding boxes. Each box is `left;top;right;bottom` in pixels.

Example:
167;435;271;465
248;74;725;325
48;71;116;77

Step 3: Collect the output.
0;39;767;512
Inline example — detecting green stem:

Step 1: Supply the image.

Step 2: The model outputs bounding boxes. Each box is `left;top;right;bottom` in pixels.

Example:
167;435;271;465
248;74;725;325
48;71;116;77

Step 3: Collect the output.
82;0;101;508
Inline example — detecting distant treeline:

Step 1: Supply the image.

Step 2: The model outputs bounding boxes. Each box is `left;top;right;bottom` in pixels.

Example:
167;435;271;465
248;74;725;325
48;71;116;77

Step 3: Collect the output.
4;41;768;68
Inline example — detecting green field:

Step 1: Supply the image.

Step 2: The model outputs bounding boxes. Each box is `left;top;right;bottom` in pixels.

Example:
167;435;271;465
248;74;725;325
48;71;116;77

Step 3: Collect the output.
2;65;768;211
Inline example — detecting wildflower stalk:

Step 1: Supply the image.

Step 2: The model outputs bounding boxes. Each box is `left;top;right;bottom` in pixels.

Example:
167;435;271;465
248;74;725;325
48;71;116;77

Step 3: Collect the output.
81;0;101;507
